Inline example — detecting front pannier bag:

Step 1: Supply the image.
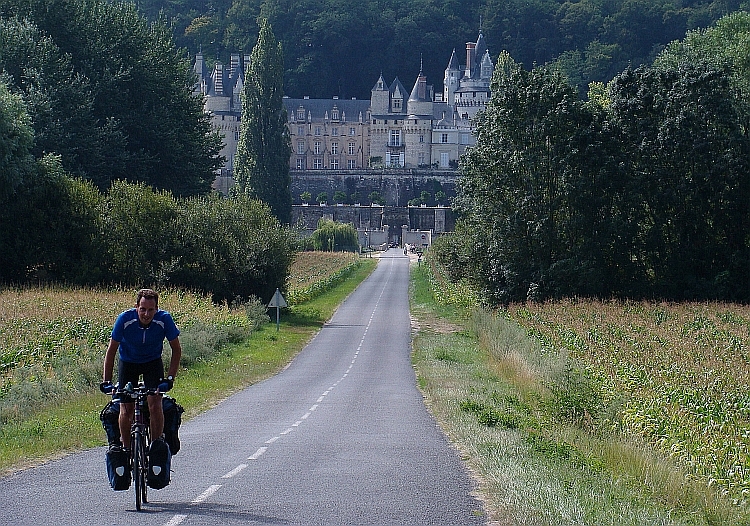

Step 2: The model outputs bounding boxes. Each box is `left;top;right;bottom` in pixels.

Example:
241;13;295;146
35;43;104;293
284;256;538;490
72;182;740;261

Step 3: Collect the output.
105;445;131;491
147;439;172;489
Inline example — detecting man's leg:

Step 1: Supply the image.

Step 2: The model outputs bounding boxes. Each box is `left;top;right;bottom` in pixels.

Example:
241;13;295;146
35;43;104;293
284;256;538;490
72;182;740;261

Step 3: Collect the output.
119;402;134;449
148;394;164;440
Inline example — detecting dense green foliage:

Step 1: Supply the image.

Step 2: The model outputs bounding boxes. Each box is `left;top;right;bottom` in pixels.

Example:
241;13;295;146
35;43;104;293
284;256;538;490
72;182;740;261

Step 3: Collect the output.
0;171;296;302
136;0;743;98
234;19;292;224
439;16;750;303
0;0;223;196
309;219;359;253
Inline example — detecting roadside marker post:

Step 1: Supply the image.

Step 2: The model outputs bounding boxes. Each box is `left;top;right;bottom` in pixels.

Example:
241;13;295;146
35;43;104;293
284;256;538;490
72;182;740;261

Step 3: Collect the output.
267;288;288;331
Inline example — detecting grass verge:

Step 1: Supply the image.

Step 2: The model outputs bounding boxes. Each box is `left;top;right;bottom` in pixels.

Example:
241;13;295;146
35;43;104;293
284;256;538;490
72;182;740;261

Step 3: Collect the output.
0;257;377;477
410;260;748;525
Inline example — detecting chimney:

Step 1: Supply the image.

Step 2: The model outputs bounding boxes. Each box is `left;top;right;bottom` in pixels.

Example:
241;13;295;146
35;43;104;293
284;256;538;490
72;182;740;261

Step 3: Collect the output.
465;42;476;77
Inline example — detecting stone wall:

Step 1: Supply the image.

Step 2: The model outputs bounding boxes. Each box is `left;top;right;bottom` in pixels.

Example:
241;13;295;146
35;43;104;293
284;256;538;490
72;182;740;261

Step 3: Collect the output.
292;204;454;245
291;169;457;207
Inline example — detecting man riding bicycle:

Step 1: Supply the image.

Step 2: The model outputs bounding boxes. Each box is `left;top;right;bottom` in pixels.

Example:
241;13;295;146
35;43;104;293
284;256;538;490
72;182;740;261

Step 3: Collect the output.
100;288;182;450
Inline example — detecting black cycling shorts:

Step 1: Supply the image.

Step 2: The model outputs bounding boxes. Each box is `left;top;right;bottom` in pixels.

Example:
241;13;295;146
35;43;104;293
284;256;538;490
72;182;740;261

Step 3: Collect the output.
118;357;164;390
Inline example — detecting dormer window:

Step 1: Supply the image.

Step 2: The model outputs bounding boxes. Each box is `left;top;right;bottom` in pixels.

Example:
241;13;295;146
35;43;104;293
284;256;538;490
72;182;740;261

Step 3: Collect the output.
393;98;402;111
297;108;305;120
332;108;339;120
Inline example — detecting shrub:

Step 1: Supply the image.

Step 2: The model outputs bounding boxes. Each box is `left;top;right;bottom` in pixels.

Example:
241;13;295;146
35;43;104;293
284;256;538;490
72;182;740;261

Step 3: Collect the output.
310;219;358;252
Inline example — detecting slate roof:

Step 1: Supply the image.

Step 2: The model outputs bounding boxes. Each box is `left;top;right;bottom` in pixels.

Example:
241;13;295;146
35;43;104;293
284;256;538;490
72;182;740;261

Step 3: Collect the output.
283;98;371;121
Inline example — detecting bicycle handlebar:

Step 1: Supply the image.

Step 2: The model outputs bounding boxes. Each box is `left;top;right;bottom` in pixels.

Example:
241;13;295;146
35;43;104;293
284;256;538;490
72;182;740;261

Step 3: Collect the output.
111;382;159;401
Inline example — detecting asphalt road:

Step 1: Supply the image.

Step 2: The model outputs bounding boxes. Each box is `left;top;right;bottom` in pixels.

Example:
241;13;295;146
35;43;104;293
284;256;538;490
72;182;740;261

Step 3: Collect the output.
0;248;486;525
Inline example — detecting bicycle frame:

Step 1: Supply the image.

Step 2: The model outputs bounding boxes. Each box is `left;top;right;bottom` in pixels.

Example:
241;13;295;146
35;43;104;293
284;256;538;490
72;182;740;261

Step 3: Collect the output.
118;383;153;511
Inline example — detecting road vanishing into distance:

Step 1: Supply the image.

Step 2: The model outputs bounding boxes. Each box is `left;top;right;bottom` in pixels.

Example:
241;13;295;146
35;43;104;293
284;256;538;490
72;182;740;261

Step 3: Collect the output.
0;248;486;525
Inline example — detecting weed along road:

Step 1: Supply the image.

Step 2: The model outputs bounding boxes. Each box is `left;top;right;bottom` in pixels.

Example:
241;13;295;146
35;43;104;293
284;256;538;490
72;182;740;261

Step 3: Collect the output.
0;248;486;526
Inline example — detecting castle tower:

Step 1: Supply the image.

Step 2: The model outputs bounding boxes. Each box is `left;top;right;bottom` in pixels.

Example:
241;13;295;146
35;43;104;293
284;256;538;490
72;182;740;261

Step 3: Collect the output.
444;49;460;109
370;74;390;115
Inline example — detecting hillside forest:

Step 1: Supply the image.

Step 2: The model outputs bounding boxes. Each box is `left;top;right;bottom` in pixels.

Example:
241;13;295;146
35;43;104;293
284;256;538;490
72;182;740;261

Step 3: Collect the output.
140;0;747;97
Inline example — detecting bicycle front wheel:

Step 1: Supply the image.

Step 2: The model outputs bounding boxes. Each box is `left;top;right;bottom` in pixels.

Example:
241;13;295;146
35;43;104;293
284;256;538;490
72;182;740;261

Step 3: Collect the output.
133;431;146;511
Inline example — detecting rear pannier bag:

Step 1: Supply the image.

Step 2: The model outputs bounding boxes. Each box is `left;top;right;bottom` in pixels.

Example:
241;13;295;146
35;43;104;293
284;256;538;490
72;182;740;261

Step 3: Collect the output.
100;400;120;446
147;439;172;489
162;396;184;454
99;396;184;454
105;446;131;491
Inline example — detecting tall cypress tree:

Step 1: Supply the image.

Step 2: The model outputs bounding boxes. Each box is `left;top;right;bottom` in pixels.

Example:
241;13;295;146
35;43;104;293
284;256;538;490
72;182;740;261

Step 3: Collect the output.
235;19;292;225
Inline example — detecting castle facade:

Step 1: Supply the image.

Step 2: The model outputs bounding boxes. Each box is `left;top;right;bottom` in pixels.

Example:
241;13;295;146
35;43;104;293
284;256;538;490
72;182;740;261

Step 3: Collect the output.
193;32;493;188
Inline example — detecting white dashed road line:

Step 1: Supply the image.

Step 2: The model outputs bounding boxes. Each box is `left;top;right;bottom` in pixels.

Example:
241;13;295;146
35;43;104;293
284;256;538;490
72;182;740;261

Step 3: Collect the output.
162;261;395;526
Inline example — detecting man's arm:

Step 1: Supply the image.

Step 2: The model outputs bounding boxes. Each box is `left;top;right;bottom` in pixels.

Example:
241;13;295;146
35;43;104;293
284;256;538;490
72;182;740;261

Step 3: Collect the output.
166;337;182;379
103;338;119;382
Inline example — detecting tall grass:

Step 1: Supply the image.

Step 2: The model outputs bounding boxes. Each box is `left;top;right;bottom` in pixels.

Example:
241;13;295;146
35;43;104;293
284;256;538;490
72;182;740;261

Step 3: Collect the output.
411;256;749;524
0;287;262;427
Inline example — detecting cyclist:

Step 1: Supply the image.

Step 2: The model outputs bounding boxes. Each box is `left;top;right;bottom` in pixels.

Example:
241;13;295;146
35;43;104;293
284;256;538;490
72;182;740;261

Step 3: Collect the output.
100;288;182;450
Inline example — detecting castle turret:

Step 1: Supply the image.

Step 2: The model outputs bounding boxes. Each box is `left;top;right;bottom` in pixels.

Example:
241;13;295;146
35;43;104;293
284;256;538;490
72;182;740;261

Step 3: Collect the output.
370;73;389;115
444;49;459;109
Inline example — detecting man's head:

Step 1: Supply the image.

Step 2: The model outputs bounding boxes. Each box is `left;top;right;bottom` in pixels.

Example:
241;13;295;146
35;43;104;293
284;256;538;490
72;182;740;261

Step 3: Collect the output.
135;288;159;326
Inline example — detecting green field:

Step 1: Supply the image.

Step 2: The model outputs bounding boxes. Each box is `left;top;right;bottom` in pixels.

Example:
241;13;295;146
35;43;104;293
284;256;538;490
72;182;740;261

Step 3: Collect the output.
4;250;749;524
411;257;750;525
0;251;373;475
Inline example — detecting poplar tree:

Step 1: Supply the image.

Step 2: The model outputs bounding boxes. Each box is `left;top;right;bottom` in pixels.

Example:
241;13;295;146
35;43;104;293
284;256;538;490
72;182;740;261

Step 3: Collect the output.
235;19;292;225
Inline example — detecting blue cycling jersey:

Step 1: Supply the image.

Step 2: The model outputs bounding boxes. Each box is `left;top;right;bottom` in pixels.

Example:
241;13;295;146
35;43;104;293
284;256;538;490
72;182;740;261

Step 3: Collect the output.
111;308;180;364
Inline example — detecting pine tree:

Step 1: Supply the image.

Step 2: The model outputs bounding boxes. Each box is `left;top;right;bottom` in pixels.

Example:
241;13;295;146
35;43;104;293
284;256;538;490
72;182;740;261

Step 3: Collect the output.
235;19;292;225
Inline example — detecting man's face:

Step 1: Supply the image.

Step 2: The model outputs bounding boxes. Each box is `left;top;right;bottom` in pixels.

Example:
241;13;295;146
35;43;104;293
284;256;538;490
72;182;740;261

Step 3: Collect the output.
136;297;157;326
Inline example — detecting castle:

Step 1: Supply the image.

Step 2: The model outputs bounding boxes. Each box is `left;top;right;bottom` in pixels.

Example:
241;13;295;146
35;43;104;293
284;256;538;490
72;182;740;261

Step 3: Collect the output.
193;32;494;189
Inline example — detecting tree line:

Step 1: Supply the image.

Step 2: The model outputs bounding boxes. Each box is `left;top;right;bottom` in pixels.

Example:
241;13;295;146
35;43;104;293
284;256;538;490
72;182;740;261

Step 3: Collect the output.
0;0;296;300
137;0;742;98
433;12;750;304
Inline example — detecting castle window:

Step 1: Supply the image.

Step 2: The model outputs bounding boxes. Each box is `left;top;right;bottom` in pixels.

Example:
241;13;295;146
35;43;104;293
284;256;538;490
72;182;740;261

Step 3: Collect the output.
297;126;304;136
296;157;305;170
390;130;401;147
313;158;323;169
349;127;356;136
332;127;338;136
347;159;356;169
331;142;338;155
297;141;305;154
332;109;339;120
393;98;401;110
441;133;449;144
330;158;339;169
297;109;305;120
315;126;322;136
348;142;356;155
419;135;424;143
314;141;322;155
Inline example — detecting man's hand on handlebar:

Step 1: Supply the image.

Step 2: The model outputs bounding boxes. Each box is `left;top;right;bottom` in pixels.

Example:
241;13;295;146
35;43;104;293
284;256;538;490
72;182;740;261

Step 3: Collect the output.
99;380;115;394
157;376;174;393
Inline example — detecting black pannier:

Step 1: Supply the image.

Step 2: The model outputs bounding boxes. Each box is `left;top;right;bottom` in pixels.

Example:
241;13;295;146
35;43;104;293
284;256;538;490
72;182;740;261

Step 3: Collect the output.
147;439;171;489
100;400;120;446
99;396;184;454
162;395;184;454
105;445;131;491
